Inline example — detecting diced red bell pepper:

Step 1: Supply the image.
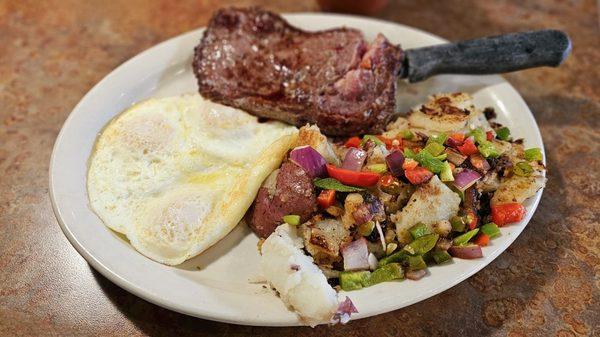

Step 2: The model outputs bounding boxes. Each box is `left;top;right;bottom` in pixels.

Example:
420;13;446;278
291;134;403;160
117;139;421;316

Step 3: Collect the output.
450;132;466;143
446;137;462;148
344;136;361;148
404;166;434;185
317;189;336;208
486;131;494;141
402;158;418;170
376;135;392;147
446;133;465;148
473;233;490;246
457;137;479;156
326;164;380;187
379;174;395;187
491;203;526;226
466;211;478;230
376;135;403;151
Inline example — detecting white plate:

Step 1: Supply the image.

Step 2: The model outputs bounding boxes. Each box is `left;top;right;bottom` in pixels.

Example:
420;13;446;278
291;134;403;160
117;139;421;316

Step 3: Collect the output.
50;13;545;326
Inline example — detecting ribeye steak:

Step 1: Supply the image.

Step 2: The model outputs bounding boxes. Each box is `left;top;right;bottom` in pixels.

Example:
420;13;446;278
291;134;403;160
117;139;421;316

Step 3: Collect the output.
193;7;404;136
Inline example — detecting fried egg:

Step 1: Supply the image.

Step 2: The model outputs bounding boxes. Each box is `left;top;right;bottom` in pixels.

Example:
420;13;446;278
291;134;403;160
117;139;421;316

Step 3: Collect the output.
87;93;297;265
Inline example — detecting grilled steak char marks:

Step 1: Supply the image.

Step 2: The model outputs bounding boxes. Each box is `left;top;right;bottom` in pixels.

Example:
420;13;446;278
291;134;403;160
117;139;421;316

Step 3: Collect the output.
193;7;404;136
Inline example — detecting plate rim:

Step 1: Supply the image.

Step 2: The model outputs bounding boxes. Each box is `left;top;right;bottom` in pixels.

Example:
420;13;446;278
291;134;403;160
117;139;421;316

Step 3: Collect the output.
49;12;545;326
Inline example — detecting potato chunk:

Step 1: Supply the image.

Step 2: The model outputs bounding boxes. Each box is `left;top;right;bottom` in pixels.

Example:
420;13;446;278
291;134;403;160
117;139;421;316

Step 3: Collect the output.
393;176;461;244
295;124;341;165
300;218;351;266
407;93;476;133
491;174;546;205
261;224;339;326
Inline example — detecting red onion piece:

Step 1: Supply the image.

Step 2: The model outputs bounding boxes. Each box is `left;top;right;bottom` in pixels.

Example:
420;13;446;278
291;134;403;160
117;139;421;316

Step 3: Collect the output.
453;169;481;191
375;221;386;252
333;296;358;324
342;238;370;271
446;136;463;148
368;253;378;270
445;148;467;165
448;245;483;259
342;148;367;171
337;296;359;315
405;269;427;280
385;151;405;177
289;145;327;178
367;197;384;218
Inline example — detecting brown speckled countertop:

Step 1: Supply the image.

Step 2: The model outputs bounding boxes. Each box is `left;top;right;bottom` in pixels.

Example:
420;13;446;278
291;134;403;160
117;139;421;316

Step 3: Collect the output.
1;0;598;336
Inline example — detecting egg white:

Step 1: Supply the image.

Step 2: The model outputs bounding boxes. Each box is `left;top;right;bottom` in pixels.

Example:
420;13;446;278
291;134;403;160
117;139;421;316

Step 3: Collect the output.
87;93;297;265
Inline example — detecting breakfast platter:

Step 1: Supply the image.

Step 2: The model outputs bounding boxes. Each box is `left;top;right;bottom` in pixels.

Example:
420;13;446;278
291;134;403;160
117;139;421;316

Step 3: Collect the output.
50;10;559;326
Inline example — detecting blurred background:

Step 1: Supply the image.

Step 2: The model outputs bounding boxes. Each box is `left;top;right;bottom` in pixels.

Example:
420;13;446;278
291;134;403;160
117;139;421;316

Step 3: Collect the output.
1;1;598;337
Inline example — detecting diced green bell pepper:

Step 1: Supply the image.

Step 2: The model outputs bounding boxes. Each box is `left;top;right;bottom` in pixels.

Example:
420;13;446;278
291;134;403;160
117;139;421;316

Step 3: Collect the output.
477;141;499;158
429;133;448;144
513;161;533;176
339;270;371;291
282;215;300;226
409;222;431;240
401;130;415;140
313;178;365;192
403;148;416;159
496;127;510;140
408;255;427;271
481;222;501;238
403;234;439;255
365;163;388;173
368;263;404;286
414;150;445;174
423;141;445;156
450;215;466;232
453;228;479;245
431;250;452;264
524;148;542;162
469;128;487;144
378;250;408;267
361;135;384;147
440;161;454;182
